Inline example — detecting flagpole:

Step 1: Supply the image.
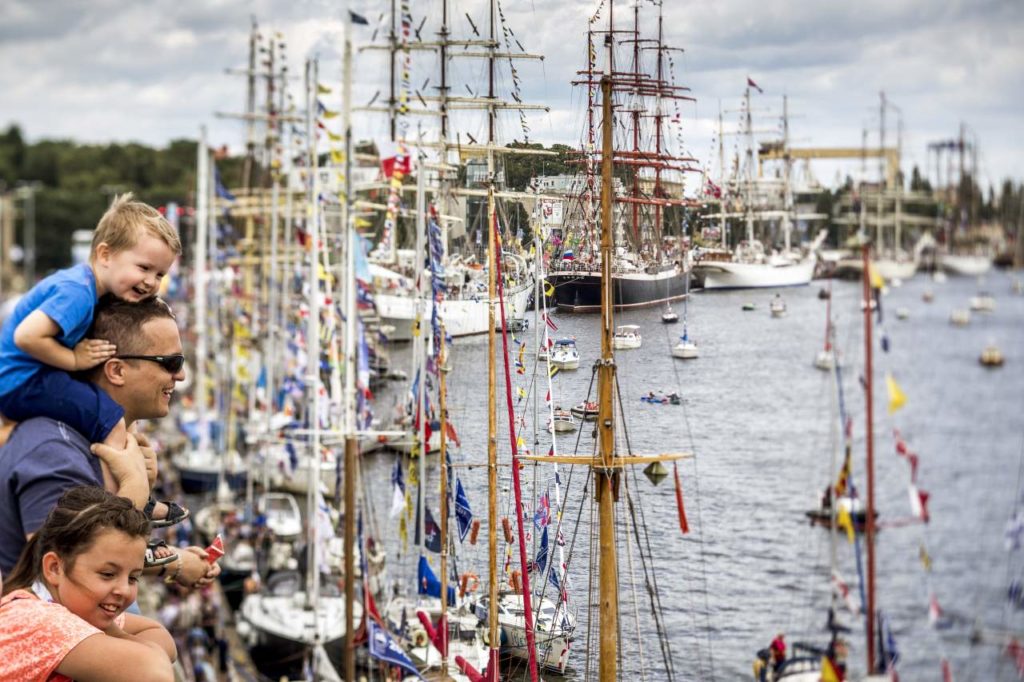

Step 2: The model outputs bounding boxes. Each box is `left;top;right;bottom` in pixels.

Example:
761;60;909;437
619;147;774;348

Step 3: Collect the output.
862;241;877;674
438;320;450;677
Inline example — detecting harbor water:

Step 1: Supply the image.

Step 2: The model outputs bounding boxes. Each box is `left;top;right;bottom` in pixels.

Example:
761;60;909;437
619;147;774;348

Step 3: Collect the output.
358;271;1024;681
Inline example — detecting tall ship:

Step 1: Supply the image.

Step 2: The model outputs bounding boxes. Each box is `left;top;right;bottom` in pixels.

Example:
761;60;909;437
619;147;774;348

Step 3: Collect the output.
545;2;698;312
693;88;826;290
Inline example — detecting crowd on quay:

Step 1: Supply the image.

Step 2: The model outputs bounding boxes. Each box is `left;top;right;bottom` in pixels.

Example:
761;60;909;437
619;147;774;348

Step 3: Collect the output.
0;195;225;681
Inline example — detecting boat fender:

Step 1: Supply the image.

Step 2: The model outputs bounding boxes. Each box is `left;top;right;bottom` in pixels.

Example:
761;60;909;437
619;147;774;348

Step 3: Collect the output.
511;569;522;594
411;627;429;648
470;519;481;545
460;572;480;596
502;516;513;544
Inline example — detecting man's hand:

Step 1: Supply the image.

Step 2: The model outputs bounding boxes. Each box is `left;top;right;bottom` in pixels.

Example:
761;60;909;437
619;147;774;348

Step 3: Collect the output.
134;431;159;488
90;434;149;508
175;547;222;588
72;338;117;371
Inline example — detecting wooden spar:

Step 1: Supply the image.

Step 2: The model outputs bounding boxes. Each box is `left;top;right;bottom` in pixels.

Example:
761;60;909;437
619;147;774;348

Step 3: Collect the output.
597;75;619;682
486;0;500;674
342;23;357;682
486;131;500;682
862;242;877;673
439;321;450;678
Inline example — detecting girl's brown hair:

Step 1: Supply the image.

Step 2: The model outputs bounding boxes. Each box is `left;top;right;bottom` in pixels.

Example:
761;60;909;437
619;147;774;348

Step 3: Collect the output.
2;486;150;595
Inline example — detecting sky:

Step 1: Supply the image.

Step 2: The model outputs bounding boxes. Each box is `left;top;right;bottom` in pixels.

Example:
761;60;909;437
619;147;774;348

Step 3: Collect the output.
2;0;1022;194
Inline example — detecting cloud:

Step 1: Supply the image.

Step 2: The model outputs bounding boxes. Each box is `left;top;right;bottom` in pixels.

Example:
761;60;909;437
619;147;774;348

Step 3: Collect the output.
0;0;1021;184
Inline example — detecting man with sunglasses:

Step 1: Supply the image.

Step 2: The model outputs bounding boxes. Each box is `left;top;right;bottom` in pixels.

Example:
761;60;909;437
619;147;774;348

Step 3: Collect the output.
0;297;219;589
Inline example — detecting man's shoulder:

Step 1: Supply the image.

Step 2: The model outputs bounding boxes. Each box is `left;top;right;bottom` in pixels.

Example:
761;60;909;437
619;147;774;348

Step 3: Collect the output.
3;417;90;455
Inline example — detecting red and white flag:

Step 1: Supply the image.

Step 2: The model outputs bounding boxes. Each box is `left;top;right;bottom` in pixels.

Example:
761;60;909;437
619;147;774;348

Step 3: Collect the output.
378;139;412;178
747;76;763;94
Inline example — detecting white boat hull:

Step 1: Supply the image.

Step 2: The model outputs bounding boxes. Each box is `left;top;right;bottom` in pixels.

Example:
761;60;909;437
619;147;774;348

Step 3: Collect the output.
695;257;815;290
941;253;992;276
672;342;698;359
376;282;534;341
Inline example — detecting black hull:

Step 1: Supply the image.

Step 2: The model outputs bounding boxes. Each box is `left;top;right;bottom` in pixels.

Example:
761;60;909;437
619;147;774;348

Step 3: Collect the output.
548;268;689;312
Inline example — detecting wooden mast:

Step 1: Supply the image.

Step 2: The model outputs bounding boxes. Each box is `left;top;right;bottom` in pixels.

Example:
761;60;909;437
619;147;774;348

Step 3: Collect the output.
862;241;877;674
596;75;619;682
486;0;500;675
520;73;690;682
342;21;357;682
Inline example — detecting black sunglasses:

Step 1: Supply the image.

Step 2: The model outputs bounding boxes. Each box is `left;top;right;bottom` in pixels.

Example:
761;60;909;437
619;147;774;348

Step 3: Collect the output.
116;354;186;374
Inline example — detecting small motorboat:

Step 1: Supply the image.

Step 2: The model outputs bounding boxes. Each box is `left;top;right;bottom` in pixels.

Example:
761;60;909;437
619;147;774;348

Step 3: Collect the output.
742;302;756;311
969;292;995;312
896;307;910;320
814;349;834;371
550;338;580;370
569;401;599;420
980;345;1004;367
548;407;577;433
612;325;642;350
950;309;971;327
805;494;871;532
922;290;935;303
769;295;787;317
661;306;679;324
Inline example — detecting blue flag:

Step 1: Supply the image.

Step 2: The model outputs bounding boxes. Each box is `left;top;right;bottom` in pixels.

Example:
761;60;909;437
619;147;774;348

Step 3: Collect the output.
368;620;422;678
536;526;560;592
424;506;442;553
417;555;456;606
455;478;473;542
213;166;236;202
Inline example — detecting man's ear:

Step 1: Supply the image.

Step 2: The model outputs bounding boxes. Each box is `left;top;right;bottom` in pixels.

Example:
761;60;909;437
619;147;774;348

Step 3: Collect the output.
41;551;63;583
103;358;128;387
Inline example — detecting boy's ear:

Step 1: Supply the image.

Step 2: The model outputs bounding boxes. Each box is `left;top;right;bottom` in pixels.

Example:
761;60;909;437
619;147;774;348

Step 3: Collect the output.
93;241;112;264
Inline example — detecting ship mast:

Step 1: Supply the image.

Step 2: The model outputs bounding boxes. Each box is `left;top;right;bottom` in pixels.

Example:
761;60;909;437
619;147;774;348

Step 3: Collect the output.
862;241;878;674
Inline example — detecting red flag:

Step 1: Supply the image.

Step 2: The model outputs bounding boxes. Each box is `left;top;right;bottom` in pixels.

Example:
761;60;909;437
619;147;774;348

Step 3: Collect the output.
204;534;225;564
378;140;411;178
544;314;558;331
674;464;689;534
941;658;952;682
747;76;763;94
445;420;461;448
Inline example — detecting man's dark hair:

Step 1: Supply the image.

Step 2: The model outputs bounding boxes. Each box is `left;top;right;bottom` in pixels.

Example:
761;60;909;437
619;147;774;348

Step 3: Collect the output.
90;295;176;358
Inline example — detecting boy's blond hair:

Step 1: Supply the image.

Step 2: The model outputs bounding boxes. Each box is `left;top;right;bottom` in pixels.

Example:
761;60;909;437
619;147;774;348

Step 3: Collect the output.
90;192;182;259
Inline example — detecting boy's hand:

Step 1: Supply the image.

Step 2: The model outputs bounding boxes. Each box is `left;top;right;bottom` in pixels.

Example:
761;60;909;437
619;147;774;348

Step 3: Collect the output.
73;338;116;370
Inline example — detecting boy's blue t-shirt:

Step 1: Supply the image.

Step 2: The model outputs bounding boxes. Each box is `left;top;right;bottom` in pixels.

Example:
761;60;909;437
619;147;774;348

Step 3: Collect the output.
0;263;97;397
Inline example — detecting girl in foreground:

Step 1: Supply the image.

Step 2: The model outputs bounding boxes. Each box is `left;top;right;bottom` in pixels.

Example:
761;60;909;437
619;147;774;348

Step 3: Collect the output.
0;486;176;682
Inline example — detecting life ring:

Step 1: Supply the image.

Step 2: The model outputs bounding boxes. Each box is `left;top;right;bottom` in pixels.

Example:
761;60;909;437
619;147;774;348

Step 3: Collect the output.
460;571;480;597
411;627;429;648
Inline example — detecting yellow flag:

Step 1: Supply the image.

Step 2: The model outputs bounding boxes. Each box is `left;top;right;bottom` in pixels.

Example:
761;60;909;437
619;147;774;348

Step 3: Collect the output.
919;544;932;572
325;130;342;142
330;149;345;164
355;217;373;229
549;365;560;378
869;264;885;290
543;280;555;298
317;83;332;94
516;435;525;449
820;656;841;682
886;372;907;413
837;506;855;543
320;109;339;119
